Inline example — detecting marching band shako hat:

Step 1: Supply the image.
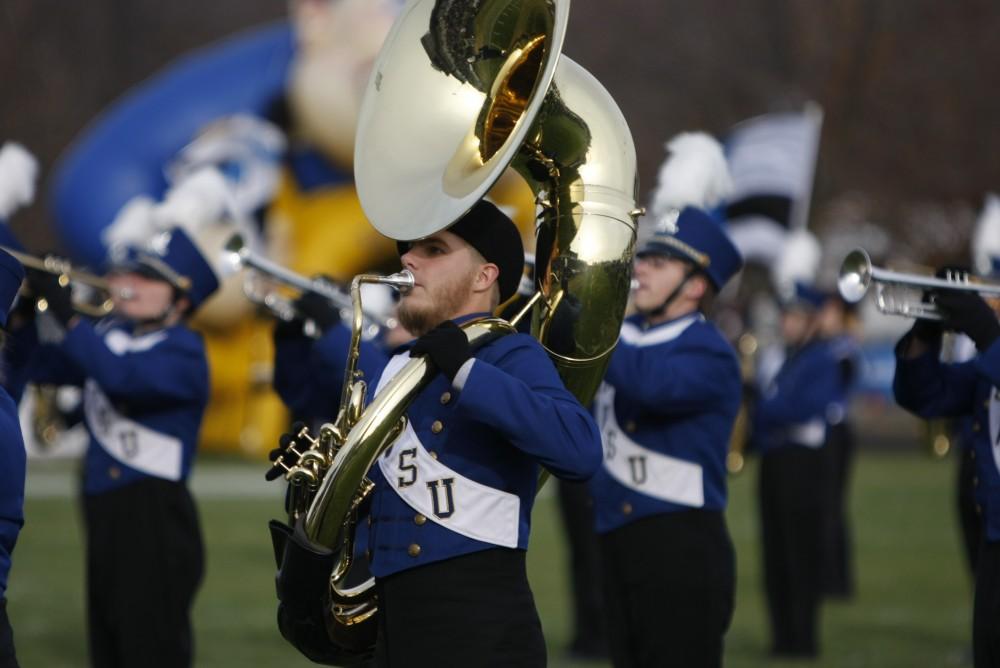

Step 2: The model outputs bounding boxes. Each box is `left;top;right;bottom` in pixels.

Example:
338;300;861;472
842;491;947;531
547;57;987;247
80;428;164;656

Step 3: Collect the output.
636;206;744;290
783;280;828;311
0;248;25;328
397;199;525;304
112;227;220;312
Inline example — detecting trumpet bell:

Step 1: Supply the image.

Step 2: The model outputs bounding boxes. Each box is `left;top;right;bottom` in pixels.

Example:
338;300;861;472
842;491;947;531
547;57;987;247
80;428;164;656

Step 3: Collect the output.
354;0;569;241
838;248;873;304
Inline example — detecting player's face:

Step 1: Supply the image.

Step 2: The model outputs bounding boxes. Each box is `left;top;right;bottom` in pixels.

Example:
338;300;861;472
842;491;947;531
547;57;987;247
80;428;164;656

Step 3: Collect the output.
781;307;813;346
397;231;478;336
632;254;689;313
108;273;175;320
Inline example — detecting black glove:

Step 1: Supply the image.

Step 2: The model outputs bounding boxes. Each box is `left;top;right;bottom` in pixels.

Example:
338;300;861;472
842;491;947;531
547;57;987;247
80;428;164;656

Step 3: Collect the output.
410;320;471;381
907;315;944;346
294;288;340;335
25;266;75;326
935;289;1000;351
272;314;309;340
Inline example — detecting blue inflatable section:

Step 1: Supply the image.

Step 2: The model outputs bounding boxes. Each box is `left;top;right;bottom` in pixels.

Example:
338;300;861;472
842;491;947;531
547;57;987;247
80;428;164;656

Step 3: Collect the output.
50;22;295;267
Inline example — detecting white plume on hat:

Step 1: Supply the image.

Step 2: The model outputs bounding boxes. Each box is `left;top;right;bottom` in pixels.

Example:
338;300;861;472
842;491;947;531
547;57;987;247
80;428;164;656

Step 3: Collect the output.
648;132;733;220
973;193;1000;276
772;228;821;299
154;166;233;238
0;142;39;219
102;195;159;258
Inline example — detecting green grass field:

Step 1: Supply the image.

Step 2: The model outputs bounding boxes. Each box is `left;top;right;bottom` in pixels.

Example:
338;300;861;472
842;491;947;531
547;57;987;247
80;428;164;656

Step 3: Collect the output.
7;452;973;667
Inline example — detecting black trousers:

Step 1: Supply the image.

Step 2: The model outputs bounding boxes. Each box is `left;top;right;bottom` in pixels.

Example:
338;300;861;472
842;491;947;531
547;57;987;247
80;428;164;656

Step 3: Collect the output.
759;447;826;658
0;599;17;668
600;510;735;668
556;479;607;656
820;422;855;598
975;539;1000;668
84;479;204;668
374;548;545;668
958;446;984;576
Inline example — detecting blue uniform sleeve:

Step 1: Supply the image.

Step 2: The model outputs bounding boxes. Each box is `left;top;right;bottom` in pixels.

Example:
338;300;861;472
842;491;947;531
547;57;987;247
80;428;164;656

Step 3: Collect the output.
58;321;207;408
0;390;26;598
756;347;842;427
273;324;389;420
454;336;602;481
24;339;87;388
893;335;979;419
604;337;740;416
2;317;43;403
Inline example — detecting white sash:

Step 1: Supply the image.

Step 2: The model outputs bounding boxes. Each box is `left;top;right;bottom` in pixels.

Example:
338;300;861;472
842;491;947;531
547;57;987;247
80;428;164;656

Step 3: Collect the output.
594;384;704;507
84;380;183;481
788;418;826;448
373;351;521;548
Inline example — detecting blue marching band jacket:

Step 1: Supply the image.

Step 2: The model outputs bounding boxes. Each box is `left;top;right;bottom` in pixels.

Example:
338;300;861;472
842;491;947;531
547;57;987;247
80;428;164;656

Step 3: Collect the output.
894;335;1000;543
281;313;602;578
588;312;742;534
751;339;844;456
26;318;210;495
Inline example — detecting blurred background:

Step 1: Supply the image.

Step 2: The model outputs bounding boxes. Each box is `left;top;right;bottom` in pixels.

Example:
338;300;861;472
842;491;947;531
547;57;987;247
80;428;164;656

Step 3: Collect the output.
2;0;998;666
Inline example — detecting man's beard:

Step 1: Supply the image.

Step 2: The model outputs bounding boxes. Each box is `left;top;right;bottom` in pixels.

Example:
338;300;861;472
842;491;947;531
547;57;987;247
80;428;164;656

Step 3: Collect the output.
397;268;475;337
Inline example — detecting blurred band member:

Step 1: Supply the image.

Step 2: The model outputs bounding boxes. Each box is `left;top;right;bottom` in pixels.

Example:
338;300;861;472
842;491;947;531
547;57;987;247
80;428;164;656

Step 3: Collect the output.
272;284;399;427
271;200;603;667
589;206;744;668
0;249;26;668
0;141;35;668
25;228;219;668
894;289;1000;668
753;281;841;658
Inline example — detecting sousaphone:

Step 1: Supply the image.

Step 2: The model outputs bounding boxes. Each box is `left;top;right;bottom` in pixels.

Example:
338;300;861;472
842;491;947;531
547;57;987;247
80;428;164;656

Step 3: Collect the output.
270;0;640;662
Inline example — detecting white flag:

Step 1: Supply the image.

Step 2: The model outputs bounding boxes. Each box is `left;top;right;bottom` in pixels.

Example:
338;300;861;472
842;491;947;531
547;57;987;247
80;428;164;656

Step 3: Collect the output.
724;104;823;263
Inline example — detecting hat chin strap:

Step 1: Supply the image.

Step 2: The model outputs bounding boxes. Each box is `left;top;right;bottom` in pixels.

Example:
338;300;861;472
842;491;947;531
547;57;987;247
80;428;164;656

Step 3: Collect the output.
135;301;181;330
641;266;698;320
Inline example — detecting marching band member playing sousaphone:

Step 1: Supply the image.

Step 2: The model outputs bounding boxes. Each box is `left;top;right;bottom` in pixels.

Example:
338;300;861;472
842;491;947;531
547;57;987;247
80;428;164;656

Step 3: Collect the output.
272;201;603;667
23;227;219;668
894;281;1000;668
589;203;744;668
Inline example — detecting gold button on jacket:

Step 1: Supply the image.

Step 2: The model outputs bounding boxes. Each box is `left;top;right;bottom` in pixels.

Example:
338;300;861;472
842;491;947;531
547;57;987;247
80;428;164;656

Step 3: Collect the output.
407;544;421;557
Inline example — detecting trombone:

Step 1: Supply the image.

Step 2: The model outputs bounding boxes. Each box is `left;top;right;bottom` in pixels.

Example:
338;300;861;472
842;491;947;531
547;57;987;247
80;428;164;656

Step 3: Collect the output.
2;246;125;317
838;248;1000;320
221;233;405;339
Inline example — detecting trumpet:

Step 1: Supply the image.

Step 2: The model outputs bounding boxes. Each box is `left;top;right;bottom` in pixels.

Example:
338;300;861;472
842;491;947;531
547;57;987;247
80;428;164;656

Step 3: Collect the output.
838;248;1000;320
221;233;406;339
2;246;129;317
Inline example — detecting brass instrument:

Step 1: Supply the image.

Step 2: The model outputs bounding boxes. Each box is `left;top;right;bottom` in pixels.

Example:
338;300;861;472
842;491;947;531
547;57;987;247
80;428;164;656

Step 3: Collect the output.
267;0;639;660
222;232;399;339
839;247;1000;320
1;246;126;317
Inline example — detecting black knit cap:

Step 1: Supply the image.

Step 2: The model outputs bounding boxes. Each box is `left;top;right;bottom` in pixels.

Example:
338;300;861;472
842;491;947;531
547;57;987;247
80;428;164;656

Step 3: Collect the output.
397;200;525;303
